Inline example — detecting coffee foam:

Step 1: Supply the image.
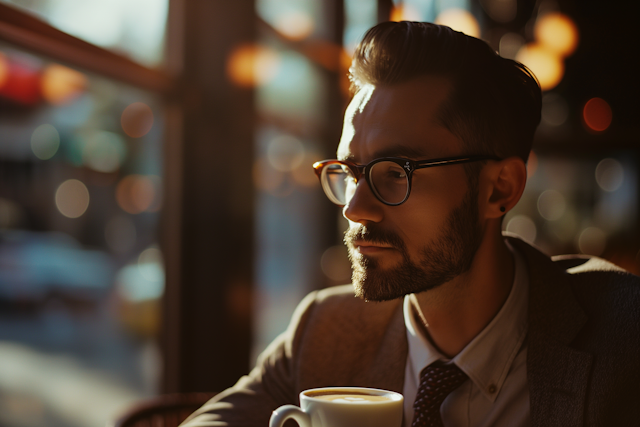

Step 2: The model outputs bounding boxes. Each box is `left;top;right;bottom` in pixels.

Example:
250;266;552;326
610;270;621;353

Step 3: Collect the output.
309;392;392;403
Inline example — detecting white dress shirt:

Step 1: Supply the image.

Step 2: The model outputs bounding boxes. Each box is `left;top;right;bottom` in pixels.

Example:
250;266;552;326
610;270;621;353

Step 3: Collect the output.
402;241;530;427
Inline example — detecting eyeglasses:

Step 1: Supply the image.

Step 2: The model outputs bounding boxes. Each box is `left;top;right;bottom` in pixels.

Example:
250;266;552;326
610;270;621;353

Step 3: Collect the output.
312;155;500;206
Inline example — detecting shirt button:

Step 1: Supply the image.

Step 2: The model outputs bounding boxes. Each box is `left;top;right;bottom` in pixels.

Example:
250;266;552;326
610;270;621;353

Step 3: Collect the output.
487;384;497;394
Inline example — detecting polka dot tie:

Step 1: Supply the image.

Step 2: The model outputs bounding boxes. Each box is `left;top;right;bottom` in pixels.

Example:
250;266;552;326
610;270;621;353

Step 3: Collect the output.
411;361;469;427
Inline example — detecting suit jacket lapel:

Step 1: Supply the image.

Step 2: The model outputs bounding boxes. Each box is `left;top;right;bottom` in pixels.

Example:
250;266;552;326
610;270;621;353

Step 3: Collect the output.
365;301;407;394
509;237;592;427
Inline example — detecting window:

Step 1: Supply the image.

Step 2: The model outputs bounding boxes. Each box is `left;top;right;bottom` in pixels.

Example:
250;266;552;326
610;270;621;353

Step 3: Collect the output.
0;3;169;426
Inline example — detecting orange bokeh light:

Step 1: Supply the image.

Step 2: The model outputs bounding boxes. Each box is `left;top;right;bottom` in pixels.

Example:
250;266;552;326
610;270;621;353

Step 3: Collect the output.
535;12;579;57
515;43;564;91
583;98;612;133
41;63;87;105
303;41;343;72
390;4;421;22
121;102;154;138
0;52;8;89
226;44;280;88
274;10;314;41
116;175;156;214
435;9;480;38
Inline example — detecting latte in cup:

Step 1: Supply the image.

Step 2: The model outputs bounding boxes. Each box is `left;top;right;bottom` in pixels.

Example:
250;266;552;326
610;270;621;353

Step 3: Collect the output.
307;391;393;403
269;387;403;427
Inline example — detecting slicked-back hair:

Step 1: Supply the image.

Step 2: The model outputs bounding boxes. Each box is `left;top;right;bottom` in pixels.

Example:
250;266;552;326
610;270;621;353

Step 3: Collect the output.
350;21;542;163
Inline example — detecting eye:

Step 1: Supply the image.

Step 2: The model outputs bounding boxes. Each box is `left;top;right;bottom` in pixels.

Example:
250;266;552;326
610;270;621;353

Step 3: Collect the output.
382;163;407;180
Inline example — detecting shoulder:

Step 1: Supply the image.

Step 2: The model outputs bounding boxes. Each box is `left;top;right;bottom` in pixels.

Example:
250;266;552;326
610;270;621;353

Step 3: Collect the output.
286;285;405;387
508;235;639;323
292;285;403;337
507;234;639;291
552;253;632;275
551;253;640;294
528;241;639;332
556;255;639;319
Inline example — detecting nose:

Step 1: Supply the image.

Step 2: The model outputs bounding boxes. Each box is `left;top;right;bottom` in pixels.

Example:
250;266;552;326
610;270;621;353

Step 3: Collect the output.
342;179;384;224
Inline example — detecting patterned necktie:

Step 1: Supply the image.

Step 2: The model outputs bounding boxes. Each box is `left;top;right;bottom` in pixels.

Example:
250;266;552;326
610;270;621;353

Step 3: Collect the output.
411;361;469;427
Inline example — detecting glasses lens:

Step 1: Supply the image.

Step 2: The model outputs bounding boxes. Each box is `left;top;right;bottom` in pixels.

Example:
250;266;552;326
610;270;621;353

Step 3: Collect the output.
321;163;355;205
369;161;409;205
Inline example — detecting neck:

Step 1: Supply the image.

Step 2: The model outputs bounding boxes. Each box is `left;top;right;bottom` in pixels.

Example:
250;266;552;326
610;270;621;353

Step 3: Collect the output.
413;228;515;358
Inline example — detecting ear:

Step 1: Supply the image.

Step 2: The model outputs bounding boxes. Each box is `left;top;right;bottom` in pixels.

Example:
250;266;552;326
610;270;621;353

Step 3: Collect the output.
481;157;527;219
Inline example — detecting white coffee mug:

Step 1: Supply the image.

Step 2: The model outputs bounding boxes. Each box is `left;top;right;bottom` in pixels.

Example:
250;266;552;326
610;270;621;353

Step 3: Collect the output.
269;387;403;427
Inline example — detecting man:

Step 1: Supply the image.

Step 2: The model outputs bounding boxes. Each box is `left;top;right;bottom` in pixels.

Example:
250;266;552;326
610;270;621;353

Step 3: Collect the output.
182;22;639;427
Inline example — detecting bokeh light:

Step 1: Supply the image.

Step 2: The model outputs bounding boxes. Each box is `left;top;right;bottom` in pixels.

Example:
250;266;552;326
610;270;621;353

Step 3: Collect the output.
499;32;525;59
0;52;9;88
273;10;314;40
480;0;517;23
82;131;127;173
535;12;579;57
578;227;606;256
138;246;164;282
390;4;421;21
116;252;165;303
537;189;566;221
105;215;137;254
41;64;87;105
121;102;154;138
253;157;285;193
595;158;624;192
320;245;352;282
549;207;579;243
302;41;343;72
506;215;537;244
515;44;564;91
226;44;280;88
30;124;60;160
116;175;156;214
55;179;90;218
0;56;40;105
582;97;612;133
146;175;163;212
435;9;480;38
266;135;305;172
291;152;321;187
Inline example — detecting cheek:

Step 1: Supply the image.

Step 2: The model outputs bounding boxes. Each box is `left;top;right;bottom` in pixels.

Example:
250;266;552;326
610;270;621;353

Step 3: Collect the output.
395;170;468;241
412;167;468;204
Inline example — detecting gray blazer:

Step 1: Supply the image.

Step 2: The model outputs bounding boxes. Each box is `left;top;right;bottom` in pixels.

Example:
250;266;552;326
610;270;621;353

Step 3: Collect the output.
182;237;640;426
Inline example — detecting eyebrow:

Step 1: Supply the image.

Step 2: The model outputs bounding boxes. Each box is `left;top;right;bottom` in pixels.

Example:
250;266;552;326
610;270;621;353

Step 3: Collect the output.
340;145;430;162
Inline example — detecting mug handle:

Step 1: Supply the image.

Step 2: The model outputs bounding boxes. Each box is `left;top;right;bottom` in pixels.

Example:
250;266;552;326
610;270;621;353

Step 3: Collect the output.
269;404;311;427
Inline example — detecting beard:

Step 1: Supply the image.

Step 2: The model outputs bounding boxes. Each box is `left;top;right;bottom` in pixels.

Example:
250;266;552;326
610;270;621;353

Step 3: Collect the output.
344;184;483;302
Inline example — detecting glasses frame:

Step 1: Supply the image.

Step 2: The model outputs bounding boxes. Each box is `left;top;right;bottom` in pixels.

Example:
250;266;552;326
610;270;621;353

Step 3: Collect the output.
313;155;502;206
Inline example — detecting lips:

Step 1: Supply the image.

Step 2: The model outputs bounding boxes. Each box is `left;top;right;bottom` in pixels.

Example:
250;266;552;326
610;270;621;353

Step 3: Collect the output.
351;240;395;255
345;225;404;255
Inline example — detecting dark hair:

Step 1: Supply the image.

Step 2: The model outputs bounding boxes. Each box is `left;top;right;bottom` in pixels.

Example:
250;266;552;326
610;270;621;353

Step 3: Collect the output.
350;21;542;163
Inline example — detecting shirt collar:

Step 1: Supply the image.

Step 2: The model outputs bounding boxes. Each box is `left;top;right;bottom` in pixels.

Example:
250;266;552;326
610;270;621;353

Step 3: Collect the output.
403;240;529;402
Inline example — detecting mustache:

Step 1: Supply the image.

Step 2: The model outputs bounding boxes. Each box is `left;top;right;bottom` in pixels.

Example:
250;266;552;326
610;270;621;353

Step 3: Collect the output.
344;225;406;250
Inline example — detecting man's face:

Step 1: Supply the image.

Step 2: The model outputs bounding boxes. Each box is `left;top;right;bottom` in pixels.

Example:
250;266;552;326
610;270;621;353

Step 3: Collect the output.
338;76;484;302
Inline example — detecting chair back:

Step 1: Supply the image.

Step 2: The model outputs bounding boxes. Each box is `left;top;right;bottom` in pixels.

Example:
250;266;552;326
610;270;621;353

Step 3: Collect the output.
109;392;217;427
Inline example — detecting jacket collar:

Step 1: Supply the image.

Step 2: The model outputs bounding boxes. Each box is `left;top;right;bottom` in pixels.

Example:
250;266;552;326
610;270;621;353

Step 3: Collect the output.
508;236;592;427
508;236;587;344
367;236;593;425
365;300;407;394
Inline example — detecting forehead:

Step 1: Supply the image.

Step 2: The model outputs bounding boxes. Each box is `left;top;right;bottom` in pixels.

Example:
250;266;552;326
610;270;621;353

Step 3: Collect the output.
337;76;462;162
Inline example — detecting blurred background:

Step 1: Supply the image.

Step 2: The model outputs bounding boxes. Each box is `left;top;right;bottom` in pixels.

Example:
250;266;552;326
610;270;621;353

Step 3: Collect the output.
0;0;637;426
